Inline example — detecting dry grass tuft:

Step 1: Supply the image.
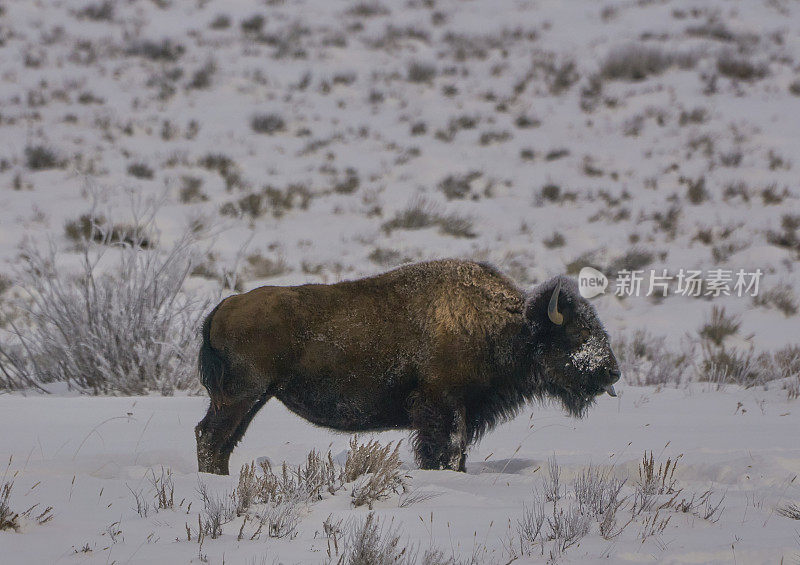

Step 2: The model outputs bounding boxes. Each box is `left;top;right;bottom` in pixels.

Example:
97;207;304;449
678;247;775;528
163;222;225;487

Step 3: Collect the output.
1;458;53;532
716;52;767;81
382;198;476;239
752;284;798;316
601;44;694;81
777;502;800;520
699;306;740;347
345;437;408;509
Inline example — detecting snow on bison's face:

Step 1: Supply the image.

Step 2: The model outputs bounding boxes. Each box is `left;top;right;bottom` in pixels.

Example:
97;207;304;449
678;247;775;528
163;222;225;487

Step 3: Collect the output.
525;276;621;417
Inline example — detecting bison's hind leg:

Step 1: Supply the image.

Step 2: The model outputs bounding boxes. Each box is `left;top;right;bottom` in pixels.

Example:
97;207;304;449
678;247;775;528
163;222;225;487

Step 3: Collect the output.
196;392;270;475
409;395;468;472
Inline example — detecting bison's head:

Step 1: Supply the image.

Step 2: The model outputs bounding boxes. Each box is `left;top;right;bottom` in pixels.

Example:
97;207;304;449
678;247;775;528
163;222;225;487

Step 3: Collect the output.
524;276;620;417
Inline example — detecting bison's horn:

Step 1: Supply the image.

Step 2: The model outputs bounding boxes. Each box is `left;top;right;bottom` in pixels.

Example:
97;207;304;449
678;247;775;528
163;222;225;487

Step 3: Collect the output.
548;280;564;326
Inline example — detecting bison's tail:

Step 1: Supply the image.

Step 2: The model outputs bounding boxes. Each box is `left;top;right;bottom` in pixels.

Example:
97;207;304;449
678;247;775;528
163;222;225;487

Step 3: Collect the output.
198;302;228;402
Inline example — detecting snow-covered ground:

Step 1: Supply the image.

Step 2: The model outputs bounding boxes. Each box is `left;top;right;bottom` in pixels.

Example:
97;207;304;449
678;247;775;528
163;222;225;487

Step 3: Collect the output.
1;385;799;564
0;385;800;563
1;0;800;562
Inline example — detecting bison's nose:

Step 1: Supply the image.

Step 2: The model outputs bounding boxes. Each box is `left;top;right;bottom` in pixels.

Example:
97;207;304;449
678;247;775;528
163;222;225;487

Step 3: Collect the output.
605;369;621;397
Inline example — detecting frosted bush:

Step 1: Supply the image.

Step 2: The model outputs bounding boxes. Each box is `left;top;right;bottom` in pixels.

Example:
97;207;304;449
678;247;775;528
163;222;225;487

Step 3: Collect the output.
0;212;216;394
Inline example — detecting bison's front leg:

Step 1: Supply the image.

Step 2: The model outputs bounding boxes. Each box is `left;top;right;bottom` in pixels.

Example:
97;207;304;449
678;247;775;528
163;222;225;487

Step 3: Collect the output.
410;396;467;471
195;394;269;475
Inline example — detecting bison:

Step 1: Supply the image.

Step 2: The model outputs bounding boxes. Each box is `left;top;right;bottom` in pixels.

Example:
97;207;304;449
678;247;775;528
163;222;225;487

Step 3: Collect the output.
196;259;620;475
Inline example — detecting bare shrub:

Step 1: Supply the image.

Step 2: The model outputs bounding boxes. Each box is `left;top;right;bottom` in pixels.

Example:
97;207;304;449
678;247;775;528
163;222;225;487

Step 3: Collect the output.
0;203;213;393
244;253;289;279
220;192;268;220
479;130;511;146
264;185;313;217
255;499;302;539
515;114;541;128
533;54;580;94
368;247;412;268
517;497;546;548
766;213;800;253
437;212;476;238
547;504;591;555
77;0;114;21
652;204;681;239
334;168;360;194
234;463;305;539
636;452;680;498
64;213;155;249
25;145;65;170
127;485;151;518
544;148;569;161
579;73;603;112
599;496;629;540
638;508;671;542
1;459;53;532
675;489;725;522
0;274;11;296
438;172;481;200
345;437;407;509
149;467;175;510
199;153;244;191
382;198;476;238
540;184;561;203
613;330;691;386
251;113;286;135
210;14;231;29
346;2;390;18
407;62;436;83
543;232;565;248
716;52;767;81
544;455;561;503
607;247;654;274
240;14;265;34
778;502;800;520
258;450;342;505
398;488;440;508
682;176;708;204
700;345;762;388
220;184;312;220
188;58;217;90
752;284;798;316
236;462;259;515
699;306;740;346
601;44;694;81
179;176;208;203
573;465;626;517
631;451;685;518
679;107;708;125
0;468;19;531
336;513;411;565
772;346;800;399
516;489;592;559
126;39;184;62
686;20;757;47
198;481;236;539
126;162;155;179
761;185;790;205
239;439;411;540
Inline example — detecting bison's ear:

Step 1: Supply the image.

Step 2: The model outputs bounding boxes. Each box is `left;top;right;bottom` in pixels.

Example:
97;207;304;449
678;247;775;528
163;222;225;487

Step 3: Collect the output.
524;276;576;331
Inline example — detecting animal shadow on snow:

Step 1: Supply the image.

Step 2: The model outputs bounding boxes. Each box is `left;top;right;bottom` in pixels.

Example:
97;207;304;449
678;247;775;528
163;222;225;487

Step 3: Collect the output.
468;457;540;475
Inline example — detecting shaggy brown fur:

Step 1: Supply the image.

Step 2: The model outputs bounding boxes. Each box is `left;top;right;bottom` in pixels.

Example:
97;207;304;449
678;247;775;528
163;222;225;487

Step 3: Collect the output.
196;259;620;474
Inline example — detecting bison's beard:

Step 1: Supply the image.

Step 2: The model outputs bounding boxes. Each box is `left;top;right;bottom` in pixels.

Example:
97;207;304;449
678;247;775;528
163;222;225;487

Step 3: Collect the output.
540;377;603;419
